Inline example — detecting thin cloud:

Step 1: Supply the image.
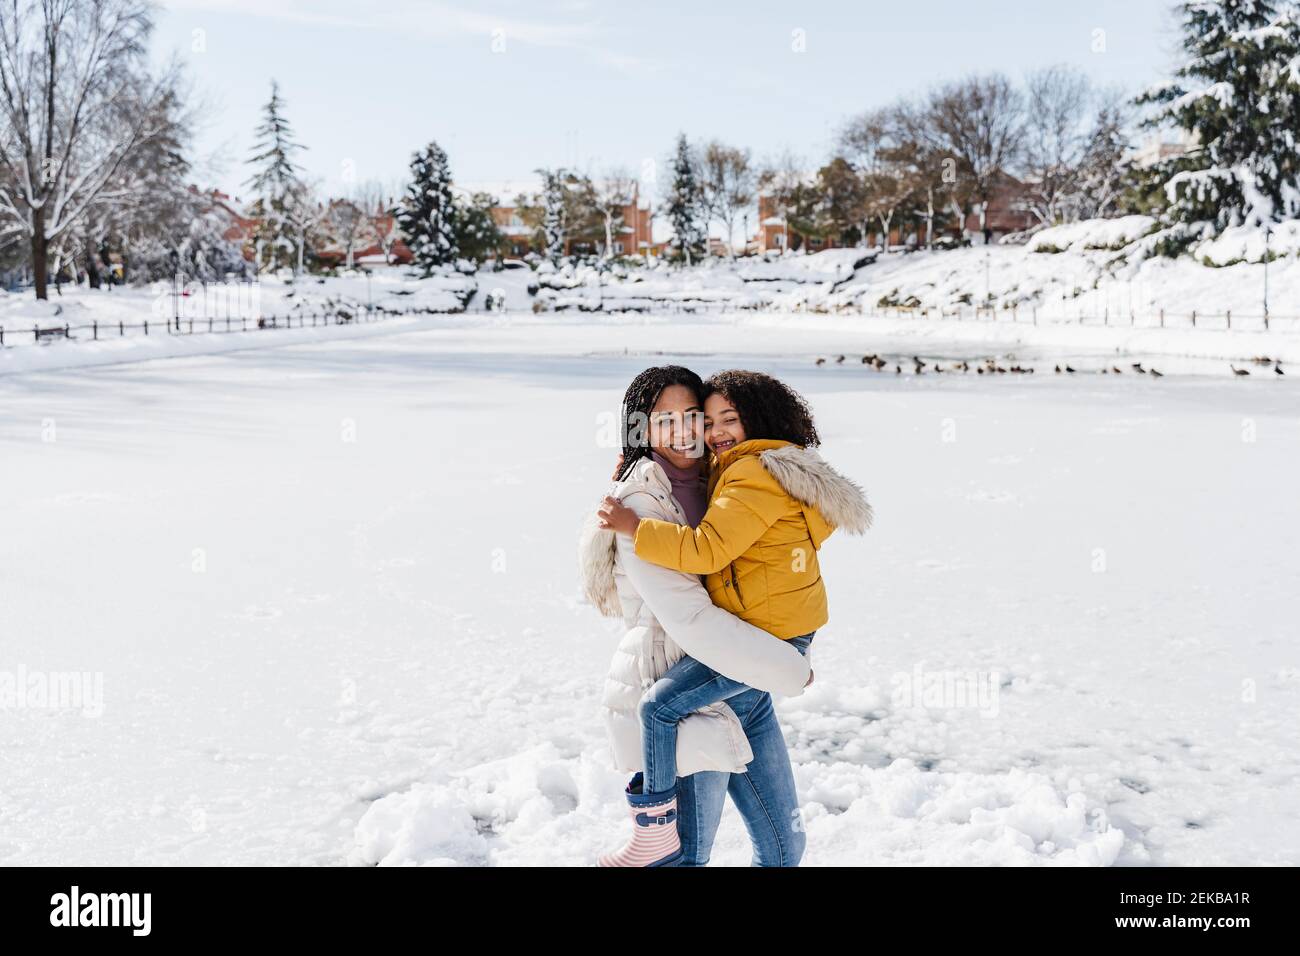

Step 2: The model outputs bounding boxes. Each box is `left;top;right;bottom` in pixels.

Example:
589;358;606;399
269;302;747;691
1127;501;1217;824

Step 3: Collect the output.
161;0;663;74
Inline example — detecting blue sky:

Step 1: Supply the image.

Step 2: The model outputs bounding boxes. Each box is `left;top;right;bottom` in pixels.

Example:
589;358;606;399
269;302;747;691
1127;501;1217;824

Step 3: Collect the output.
154;0;1184;204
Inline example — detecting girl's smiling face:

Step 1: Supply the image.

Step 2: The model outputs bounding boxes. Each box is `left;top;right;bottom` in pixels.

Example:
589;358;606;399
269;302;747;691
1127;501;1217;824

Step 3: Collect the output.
704;392;746;455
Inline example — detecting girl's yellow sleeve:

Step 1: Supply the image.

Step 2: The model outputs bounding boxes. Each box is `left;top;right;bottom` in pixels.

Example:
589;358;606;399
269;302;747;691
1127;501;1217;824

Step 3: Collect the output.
633;462;784;574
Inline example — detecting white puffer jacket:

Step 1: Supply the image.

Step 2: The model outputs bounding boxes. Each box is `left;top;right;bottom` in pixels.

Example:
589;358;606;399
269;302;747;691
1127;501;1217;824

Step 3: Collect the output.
579;457;812;776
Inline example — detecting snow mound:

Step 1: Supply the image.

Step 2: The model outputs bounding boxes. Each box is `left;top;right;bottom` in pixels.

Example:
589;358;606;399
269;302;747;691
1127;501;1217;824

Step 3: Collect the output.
349;742;610;866
1194;218;1300;265
798;759;1126;866
350;690;1133;866
735;248;876;283
350;787;487;866
1029;216;1158;253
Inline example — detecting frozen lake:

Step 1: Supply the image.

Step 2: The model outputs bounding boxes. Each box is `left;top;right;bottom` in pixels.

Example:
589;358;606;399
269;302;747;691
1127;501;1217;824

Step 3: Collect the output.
1;319;1297;865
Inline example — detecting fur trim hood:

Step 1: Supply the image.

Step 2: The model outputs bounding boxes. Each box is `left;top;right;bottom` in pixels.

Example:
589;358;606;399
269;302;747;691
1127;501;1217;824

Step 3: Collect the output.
578;458;677;618
579;508;621;618
756;444;873;535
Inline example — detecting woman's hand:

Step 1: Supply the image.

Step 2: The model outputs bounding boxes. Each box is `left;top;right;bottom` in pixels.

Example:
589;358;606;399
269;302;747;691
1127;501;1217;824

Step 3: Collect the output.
597;495;641;537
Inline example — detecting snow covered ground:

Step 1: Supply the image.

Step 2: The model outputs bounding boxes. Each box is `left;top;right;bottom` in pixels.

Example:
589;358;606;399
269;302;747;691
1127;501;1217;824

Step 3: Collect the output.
1;316;1297;866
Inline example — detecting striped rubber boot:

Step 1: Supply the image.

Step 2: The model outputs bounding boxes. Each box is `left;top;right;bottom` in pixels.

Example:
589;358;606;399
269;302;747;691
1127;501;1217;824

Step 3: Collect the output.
597;788;682;867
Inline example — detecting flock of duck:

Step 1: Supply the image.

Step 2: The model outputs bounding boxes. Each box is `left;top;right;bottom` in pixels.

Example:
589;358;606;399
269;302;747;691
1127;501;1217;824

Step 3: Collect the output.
814;353;1286;378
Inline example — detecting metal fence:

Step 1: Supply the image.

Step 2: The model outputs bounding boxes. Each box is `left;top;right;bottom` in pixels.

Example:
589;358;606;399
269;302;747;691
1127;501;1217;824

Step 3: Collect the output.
0;277;464;348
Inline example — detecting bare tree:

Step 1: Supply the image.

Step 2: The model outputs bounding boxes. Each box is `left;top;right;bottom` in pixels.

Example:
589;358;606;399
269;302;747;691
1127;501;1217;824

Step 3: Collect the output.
1021;65;1092;228
592;169;636;260
326;196;375;270
891;101;952;249
282;178;324;275
1074;92;1133;221
0;0;179;298
839;107;917;249
699;141;754;259
354;179;401;264
924;74;1025;244
839;109;893;246
85;83;196;283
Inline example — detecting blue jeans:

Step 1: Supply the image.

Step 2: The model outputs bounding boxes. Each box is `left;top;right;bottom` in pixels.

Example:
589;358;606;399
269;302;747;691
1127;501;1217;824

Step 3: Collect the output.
645;633;814;866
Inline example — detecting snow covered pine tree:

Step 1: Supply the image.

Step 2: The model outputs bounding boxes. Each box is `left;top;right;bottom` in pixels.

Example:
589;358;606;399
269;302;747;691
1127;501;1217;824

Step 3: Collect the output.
1138;0;1300;246
538;169;568;266
399;141;460;275
245;80;307;274
664;134;707;265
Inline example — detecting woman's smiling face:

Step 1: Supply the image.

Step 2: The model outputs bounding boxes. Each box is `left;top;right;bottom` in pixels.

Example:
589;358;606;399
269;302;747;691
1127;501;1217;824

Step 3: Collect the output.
648;384;705;469
704;392;746;455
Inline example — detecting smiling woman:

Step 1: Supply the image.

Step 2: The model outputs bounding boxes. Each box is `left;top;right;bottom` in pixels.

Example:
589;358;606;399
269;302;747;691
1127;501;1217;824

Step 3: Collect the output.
587;361;880;867
582;363;813;866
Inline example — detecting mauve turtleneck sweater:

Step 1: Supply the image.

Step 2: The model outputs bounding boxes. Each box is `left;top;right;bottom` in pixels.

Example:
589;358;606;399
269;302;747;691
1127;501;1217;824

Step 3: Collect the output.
650;451;708;529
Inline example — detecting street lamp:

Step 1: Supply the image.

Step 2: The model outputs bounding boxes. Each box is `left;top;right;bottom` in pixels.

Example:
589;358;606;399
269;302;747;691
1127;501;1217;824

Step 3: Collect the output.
1263;225;1272;329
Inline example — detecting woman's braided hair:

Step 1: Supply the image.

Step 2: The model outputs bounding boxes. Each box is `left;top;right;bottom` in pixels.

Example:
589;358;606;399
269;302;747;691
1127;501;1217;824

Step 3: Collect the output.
703;370;820;447
615;365;706;482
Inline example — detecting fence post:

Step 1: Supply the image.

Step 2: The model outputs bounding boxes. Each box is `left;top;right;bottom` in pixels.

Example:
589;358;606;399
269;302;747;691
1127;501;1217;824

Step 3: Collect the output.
1226;309;1231;330
32;324;37;343
93;321;98;341
1159;308;1164;328
119;321;124;337
1191;310;1196;328
144;320;149;336
0;327;4;347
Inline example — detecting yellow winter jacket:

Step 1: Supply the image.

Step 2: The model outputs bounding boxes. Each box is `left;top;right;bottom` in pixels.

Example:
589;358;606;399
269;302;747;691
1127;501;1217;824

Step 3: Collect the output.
632;438;872;640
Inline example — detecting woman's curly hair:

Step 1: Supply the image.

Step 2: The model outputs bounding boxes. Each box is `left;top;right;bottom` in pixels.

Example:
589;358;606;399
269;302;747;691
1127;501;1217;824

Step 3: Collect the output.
703;370;820;448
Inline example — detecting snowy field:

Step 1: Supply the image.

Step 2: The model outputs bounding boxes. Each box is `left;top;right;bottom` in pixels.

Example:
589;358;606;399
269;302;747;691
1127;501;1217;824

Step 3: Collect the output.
1;316;1297;866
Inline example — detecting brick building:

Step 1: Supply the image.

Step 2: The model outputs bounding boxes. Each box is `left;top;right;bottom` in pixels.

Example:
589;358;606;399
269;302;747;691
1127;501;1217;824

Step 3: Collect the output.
489;180;655;258
753;169;1038;252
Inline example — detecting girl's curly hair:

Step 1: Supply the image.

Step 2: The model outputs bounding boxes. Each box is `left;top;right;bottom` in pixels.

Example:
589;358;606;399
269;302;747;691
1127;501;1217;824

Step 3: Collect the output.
703;370;820;447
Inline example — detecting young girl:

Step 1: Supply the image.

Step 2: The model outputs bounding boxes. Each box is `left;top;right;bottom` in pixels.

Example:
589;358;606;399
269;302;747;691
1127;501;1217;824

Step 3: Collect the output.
596;369;872;866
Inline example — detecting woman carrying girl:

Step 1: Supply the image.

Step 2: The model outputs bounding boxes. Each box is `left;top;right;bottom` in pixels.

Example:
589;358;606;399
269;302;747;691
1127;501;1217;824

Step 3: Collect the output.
587;368;871;866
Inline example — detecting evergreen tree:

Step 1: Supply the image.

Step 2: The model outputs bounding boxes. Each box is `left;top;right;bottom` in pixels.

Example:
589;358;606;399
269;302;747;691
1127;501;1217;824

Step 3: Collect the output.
244;80;305;273
537;168;568;265
399;141;460;274
664;134;707;264
454;191;504;263
1138;0;1300;236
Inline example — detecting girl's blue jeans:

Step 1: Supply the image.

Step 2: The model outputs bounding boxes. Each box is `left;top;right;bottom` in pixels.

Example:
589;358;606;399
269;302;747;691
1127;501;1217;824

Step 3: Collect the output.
637;633;815;799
